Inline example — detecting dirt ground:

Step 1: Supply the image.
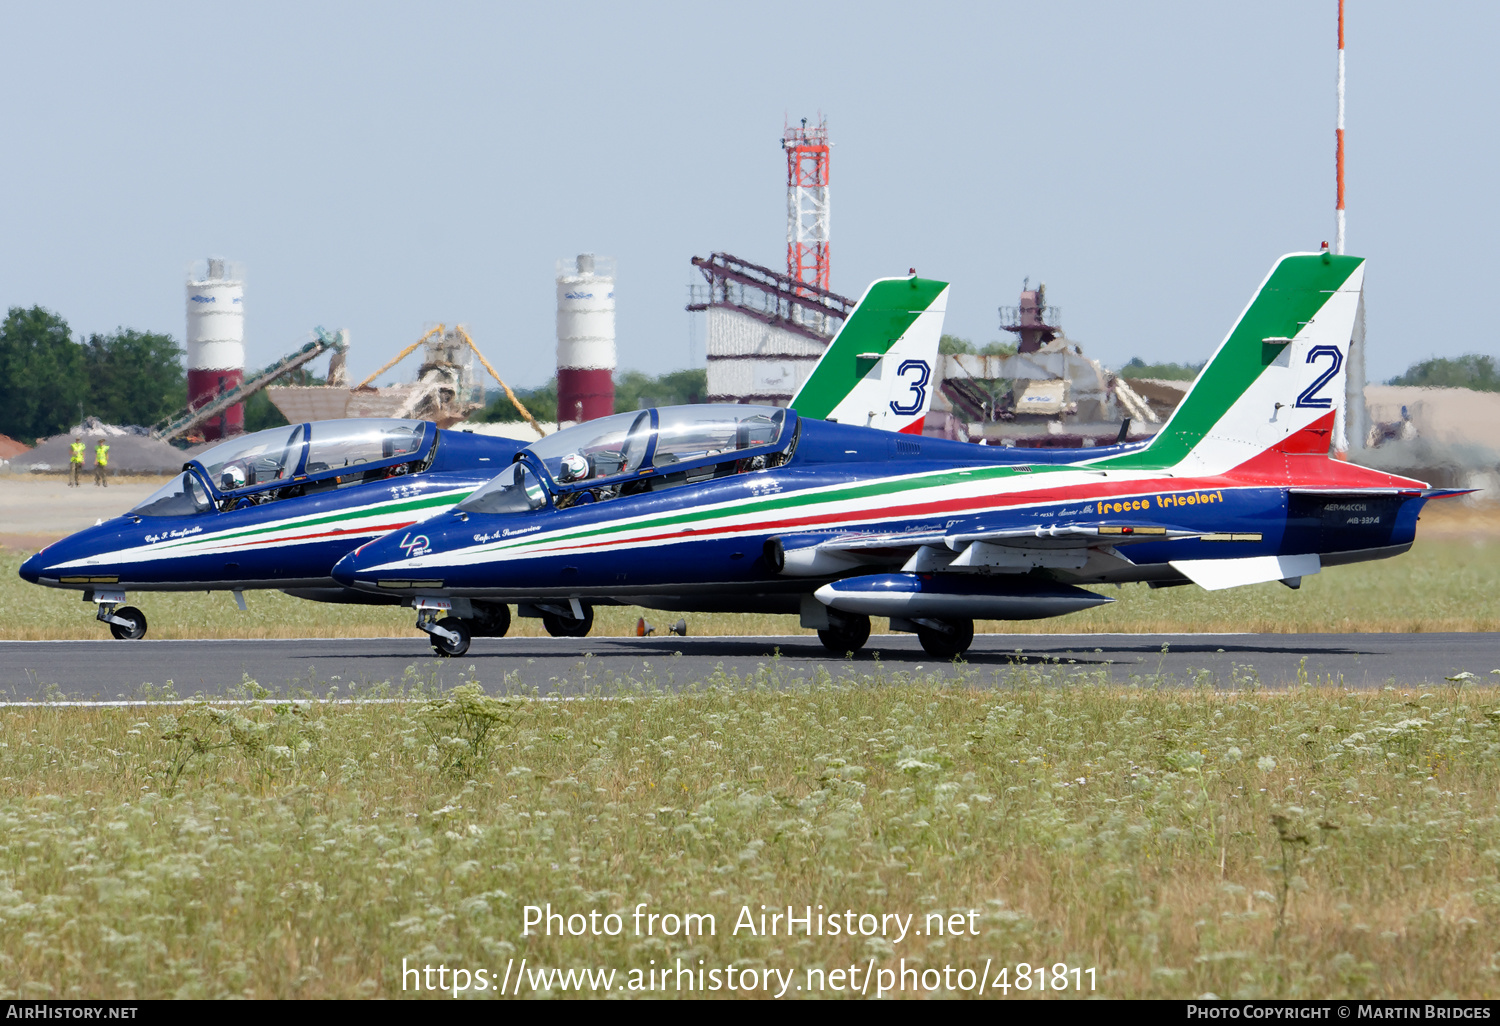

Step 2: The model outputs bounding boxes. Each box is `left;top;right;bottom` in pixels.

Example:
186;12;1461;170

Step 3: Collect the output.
0;473;173;551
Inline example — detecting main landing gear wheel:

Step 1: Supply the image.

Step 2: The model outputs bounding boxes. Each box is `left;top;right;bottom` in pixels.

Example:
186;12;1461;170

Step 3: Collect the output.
429;616;471;657
916;617;973;660
108;606;148;641
470;603;511;638
817;613;871;656
542;603;594;638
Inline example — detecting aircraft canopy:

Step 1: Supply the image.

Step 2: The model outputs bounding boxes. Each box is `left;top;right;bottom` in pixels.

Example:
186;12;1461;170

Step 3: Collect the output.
457;462;549;515
199;424;305;492
130;471;214;517
523;404;788;488
305;419;425;475
191;419;431;496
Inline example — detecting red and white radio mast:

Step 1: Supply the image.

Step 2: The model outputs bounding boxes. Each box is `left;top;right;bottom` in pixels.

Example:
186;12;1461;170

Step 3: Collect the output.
1335;0;1346;254
782;117;831;293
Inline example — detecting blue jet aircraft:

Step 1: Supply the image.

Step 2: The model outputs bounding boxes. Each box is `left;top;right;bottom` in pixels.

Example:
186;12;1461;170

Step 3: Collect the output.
331;254;1460;658
19;418;523;639
18;268;955;649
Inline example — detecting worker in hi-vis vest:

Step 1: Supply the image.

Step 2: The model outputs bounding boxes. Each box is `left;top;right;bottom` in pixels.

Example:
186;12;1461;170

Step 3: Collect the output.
68;436;85;488
93;438;109;487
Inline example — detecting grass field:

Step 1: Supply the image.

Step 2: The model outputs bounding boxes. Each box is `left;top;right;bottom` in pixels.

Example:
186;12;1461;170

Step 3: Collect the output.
1;669;1498;999
3;504;1498;640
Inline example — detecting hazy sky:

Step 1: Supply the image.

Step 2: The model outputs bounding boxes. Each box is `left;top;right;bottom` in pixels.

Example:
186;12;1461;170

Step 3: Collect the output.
1;1;1494;388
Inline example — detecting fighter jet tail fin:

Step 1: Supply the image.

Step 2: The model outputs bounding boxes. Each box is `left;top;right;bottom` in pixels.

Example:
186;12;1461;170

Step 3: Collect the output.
1104;251;1366;474
791;275;950;435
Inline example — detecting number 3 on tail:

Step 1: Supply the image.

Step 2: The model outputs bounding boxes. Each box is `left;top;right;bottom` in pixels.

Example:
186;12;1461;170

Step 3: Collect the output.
888;360;931;416
1295;345;1343;408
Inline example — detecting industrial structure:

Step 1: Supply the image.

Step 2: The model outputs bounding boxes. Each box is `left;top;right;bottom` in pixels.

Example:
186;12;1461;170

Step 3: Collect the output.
687;115;1150;440
1003;282;1059;353
922;281;1159;447
682;117;843;408
783;117;831;301
267;324;539;434
151;252;549;442
151;328;347;443
689;253;853;405
555;254;616;426
185;259;246;440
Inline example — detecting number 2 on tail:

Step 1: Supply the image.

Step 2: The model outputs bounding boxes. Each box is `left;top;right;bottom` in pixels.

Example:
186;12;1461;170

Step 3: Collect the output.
1295;345;1343;408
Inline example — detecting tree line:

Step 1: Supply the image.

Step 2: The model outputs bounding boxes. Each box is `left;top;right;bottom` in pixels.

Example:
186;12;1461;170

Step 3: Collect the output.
0;306;185;443
1387;354;1499;391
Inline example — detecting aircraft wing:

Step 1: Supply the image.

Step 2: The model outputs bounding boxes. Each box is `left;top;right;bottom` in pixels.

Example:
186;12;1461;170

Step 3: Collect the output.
937;520;1233;572
1169;554;1319;591
816;529;947;552
776;519;1246;575
944;523;1214;547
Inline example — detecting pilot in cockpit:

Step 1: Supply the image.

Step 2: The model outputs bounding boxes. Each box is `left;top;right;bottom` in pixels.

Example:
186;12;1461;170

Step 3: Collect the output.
557;452;591;483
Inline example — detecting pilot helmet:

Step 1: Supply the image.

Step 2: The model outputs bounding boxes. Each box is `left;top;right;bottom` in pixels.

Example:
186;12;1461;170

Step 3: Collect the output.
558;452;589;482
221;465;248;491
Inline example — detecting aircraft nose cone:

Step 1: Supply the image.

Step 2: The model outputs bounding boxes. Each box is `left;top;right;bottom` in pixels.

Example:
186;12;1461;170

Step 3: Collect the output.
334;523;456;592
331;534;405;589
330;548;365;588
18;551;44;584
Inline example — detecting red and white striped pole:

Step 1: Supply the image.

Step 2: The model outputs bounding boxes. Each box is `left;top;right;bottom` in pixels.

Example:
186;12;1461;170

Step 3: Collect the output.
1333;0;1367;458
1335;0;1346;254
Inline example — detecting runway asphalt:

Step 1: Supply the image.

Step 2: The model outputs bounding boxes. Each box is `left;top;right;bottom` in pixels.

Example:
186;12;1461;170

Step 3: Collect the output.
2;632;1496;701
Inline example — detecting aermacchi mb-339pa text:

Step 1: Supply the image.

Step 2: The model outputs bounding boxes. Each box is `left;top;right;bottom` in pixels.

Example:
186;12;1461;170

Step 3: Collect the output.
333;252;1460;658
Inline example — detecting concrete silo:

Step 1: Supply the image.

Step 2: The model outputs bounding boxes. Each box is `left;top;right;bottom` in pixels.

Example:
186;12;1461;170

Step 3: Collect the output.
185;258;245;440
556;254;615;425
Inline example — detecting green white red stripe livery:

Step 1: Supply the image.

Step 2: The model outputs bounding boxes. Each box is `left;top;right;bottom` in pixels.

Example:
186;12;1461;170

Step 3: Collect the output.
335;252;1455;658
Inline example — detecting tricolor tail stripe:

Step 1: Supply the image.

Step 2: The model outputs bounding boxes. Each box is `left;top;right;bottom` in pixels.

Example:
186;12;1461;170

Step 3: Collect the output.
1101;253;1364;472
791;276;948;422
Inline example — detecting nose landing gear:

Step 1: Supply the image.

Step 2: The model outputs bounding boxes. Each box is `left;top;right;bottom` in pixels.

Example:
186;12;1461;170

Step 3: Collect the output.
426;616;471;657
107;606;148;640
412;597;516;656
91;589;147;640
413;596;471;657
